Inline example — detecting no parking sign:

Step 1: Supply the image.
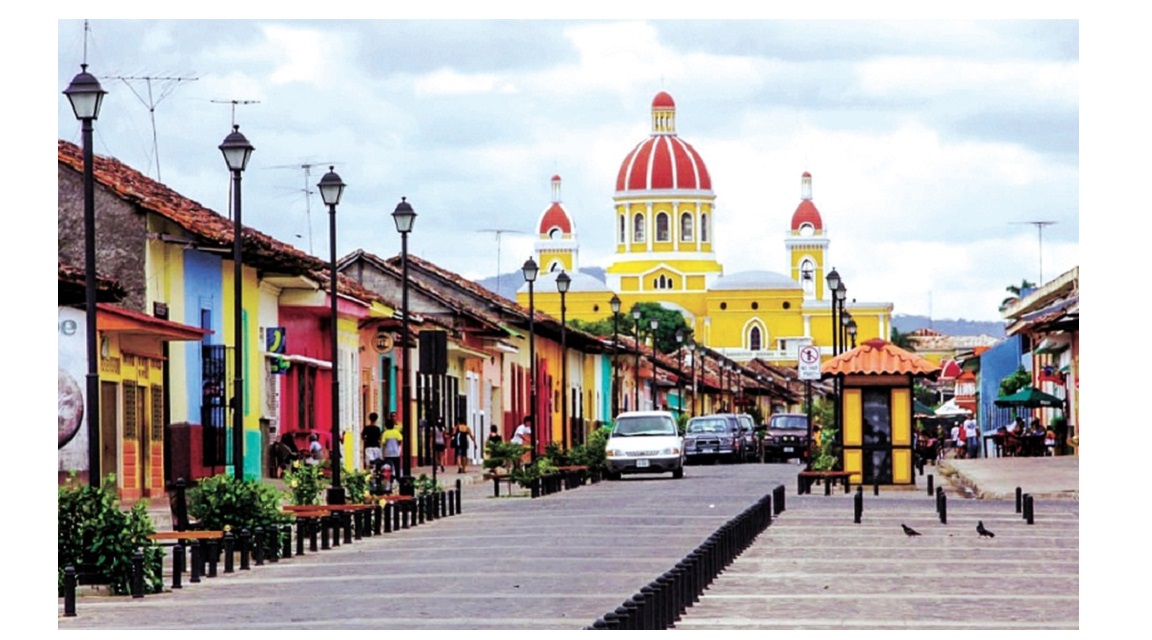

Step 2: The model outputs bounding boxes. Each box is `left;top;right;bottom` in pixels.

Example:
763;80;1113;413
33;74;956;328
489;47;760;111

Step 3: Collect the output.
798;345;822;380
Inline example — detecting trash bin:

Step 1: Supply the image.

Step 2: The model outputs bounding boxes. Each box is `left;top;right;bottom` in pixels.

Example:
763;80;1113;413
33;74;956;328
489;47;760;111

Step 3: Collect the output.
398;475;416;497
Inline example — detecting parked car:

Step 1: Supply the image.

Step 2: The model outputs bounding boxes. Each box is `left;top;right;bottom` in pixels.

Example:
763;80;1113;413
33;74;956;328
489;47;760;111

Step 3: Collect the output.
764;413;811;462
683;414;745;464
735;413;760;462
604;411;684;479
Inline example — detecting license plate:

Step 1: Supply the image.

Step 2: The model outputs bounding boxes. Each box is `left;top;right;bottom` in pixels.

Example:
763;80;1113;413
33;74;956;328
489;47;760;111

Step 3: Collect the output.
701;448;714;454
636;459;650;468
783;447;794;453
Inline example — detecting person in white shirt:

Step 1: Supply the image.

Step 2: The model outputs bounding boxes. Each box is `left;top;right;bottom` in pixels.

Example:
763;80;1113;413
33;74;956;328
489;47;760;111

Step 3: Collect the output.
511;416;533;463
963;416;981;459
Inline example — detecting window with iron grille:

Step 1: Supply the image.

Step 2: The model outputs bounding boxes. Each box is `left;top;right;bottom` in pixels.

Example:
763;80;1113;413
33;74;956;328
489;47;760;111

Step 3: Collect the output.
201;344;230;466
151;386;164;441
123;382;138;439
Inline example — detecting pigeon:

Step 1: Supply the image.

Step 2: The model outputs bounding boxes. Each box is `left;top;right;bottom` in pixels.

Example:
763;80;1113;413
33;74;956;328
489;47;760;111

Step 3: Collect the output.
901;524;921;537
977;520;995;538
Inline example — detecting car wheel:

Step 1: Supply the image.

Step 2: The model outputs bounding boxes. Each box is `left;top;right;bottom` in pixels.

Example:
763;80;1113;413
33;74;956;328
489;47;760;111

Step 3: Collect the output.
673;467;684;479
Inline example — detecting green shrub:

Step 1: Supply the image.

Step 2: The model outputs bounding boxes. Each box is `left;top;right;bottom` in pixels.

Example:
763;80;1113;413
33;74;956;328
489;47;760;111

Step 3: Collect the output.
483;440;527;473
341;468;373;504
57;474;163;596
186;474;293;559
413;473;443;496
282;460;328;505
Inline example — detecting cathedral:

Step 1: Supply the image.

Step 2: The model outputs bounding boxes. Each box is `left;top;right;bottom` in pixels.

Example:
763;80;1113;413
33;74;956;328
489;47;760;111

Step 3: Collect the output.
517;91;892;364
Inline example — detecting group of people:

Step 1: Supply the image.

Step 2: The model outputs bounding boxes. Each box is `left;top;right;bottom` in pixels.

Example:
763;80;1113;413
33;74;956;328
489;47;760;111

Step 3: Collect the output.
949;416;982;459
993;417;1057;457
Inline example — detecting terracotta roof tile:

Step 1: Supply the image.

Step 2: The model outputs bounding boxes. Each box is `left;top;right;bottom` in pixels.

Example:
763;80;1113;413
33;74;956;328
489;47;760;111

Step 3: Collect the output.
822;338;940;378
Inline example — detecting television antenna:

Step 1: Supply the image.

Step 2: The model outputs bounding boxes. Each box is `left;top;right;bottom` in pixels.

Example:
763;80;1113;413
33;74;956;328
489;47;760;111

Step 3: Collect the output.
478;228;527;298
108;74;199;182
267;161;340;255
211;99;260;127
1011;221;1057;284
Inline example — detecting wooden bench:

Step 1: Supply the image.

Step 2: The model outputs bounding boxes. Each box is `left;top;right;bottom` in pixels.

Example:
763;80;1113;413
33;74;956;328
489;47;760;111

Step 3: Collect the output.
483;472;519;497
798;470;854;495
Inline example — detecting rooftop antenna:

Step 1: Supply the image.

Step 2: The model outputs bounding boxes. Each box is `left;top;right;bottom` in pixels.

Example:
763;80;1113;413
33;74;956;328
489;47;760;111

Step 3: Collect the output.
1012;221;1057;284
478;228;526;298
109;74;199;182
267;161;340;255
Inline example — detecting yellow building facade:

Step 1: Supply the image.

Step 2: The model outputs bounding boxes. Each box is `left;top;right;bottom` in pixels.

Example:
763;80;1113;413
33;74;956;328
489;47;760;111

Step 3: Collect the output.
519;92;893;364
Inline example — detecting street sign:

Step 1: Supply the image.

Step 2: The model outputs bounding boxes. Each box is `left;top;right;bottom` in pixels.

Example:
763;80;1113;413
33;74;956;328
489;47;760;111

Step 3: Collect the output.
798;345;822;380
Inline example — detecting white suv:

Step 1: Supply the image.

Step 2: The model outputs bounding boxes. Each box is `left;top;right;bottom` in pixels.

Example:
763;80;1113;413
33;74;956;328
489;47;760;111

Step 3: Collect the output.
605;411;684;479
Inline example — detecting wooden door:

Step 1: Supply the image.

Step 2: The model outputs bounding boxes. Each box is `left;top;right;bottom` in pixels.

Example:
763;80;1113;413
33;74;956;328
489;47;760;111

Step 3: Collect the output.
100;381;118;486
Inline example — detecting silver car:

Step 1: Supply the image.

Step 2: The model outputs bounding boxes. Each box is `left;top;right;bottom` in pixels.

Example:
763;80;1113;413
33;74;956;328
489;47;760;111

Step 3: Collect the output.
604;411;685;479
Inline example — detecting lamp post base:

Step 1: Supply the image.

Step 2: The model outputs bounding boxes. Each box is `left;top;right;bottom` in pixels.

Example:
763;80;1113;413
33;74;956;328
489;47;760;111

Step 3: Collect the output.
325;486;346;505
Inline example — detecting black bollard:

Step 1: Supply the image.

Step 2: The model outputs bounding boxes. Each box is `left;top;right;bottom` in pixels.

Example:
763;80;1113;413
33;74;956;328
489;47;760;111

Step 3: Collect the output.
873;481;879;496
939;492;947;524
1016;486;1023;513
343;512;353;544
798;474;805;495
254;527;265;565
223;532;235;573
633;592;650;630
603;611;620;630
384;503;393;533
824;477;832;496
321;517;332;550
190;544;202;583
854;486;863;524
172;544;184;589
282;524;293;559
63;566;77;616
374;504;384;535
240;528;252;569
206;539;219;577
132;550;145;598
455;479;463;514
1024;494;1034;524
775;484;786;514
619;602;637;630
494;476;502;497
331;515;342;546
927;474;934;495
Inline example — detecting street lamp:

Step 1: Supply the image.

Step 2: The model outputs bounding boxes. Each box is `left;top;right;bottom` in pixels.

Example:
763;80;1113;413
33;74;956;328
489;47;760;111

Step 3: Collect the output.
610;294;621;418
392;197;417;478
649;317;659;409
556;270;571;449
64;63;107;487
318;167;346;504
846;316;858;349
689;340;698;416
835;282;847;355
632;305;641;411
675;328;685;416
826;267;841;357
219;124;254;481
522;257;539;462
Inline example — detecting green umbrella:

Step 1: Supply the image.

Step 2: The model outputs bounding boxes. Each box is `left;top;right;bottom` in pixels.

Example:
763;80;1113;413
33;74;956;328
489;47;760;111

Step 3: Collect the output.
994;386;1064;408
913;400;935;417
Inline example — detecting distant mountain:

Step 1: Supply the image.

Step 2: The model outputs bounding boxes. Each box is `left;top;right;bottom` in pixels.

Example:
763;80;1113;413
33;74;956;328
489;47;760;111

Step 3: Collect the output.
477;267;606;302
475;273;1004;338
892;315;1005;338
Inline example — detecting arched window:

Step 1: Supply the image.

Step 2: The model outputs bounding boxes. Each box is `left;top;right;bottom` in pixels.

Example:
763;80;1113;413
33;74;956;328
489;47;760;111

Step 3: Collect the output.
656;213;670;241
701;213;709;242
749;326;762;351
633;213;645;242
549;228;561;240
549;261;561;272
681;212;693;241
619;215;626;243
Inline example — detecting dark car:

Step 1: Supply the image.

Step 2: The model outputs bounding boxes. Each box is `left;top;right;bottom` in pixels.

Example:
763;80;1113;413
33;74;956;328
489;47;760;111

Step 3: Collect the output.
683;414;744;464
764;413;810;462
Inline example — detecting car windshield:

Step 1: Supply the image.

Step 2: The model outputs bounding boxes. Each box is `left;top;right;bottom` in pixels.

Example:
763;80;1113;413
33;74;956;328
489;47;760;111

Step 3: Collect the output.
771;416;808;430
687;418;734;434
613;417;676;436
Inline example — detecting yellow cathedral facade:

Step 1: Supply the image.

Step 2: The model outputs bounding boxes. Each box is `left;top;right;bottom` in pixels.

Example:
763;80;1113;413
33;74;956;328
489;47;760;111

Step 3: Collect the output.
518;91;892;364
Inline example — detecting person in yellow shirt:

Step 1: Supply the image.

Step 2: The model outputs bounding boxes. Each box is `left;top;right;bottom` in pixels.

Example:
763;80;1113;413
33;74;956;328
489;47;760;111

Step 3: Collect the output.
381;420;403;481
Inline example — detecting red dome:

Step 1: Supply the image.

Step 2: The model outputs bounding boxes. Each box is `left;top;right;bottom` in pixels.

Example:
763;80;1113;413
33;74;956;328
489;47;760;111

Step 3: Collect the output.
539;202;572;234
652;91;675;108
616;92;712;193
790;199;823;231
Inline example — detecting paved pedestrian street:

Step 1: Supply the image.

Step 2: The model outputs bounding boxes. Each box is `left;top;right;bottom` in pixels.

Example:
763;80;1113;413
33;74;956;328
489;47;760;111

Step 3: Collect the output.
674;490;1078;630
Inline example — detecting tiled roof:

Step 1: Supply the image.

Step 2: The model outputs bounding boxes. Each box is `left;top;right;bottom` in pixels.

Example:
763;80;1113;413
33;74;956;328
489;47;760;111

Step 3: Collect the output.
58;259;125;300
822;338;940;378
59;140;325;276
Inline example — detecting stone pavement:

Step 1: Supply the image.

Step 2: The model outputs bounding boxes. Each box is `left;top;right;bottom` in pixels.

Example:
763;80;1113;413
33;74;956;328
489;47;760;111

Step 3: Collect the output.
936;455;1079;501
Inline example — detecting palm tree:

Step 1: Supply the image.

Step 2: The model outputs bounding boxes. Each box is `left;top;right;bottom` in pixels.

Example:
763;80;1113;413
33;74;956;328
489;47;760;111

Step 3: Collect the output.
999;279;1037;312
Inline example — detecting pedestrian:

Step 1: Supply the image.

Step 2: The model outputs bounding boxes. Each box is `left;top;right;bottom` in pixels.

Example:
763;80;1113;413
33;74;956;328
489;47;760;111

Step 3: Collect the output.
306;432;324;466
963;415;981;460
454;419;476;473
950;421;967;459
511;416;533;464
486;425;503;448
433;418;448;472
362;412;383;469
381;418;404;479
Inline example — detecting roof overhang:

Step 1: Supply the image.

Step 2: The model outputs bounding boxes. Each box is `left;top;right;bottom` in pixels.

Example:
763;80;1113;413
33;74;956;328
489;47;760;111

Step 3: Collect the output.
97;303;210;342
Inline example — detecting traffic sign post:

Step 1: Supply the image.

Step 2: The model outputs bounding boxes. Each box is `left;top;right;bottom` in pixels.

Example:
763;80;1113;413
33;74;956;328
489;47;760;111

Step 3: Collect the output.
798;345;821;381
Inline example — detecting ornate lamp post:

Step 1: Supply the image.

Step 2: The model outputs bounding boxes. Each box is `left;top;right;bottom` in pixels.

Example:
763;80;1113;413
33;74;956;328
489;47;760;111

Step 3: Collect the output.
64;64;107;487
632;305;641;411
689;340;698;416
522;257;539;462
392;198;417;478
610;294;621;418
318;167;346;504
219;125;255;481
649;317;659;409
826;267;841;357
556;270;571;448
846;316;858;349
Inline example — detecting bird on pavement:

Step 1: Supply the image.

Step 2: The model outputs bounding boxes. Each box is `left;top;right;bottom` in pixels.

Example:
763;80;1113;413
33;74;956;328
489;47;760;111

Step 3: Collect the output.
901;524;922;537
977;520;995;538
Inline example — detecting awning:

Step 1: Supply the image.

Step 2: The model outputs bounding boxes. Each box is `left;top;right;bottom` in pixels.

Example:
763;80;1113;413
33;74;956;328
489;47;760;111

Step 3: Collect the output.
1034;334;1071;355
97;303;211;341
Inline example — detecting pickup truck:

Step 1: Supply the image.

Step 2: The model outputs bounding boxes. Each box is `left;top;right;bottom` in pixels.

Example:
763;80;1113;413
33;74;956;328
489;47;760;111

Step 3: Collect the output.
763;413;810;463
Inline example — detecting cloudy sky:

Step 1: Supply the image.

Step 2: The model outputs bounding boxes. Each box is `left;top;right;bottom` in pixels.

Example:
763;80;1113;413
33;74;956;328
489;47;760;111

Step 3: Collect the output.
55;15;1082;322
